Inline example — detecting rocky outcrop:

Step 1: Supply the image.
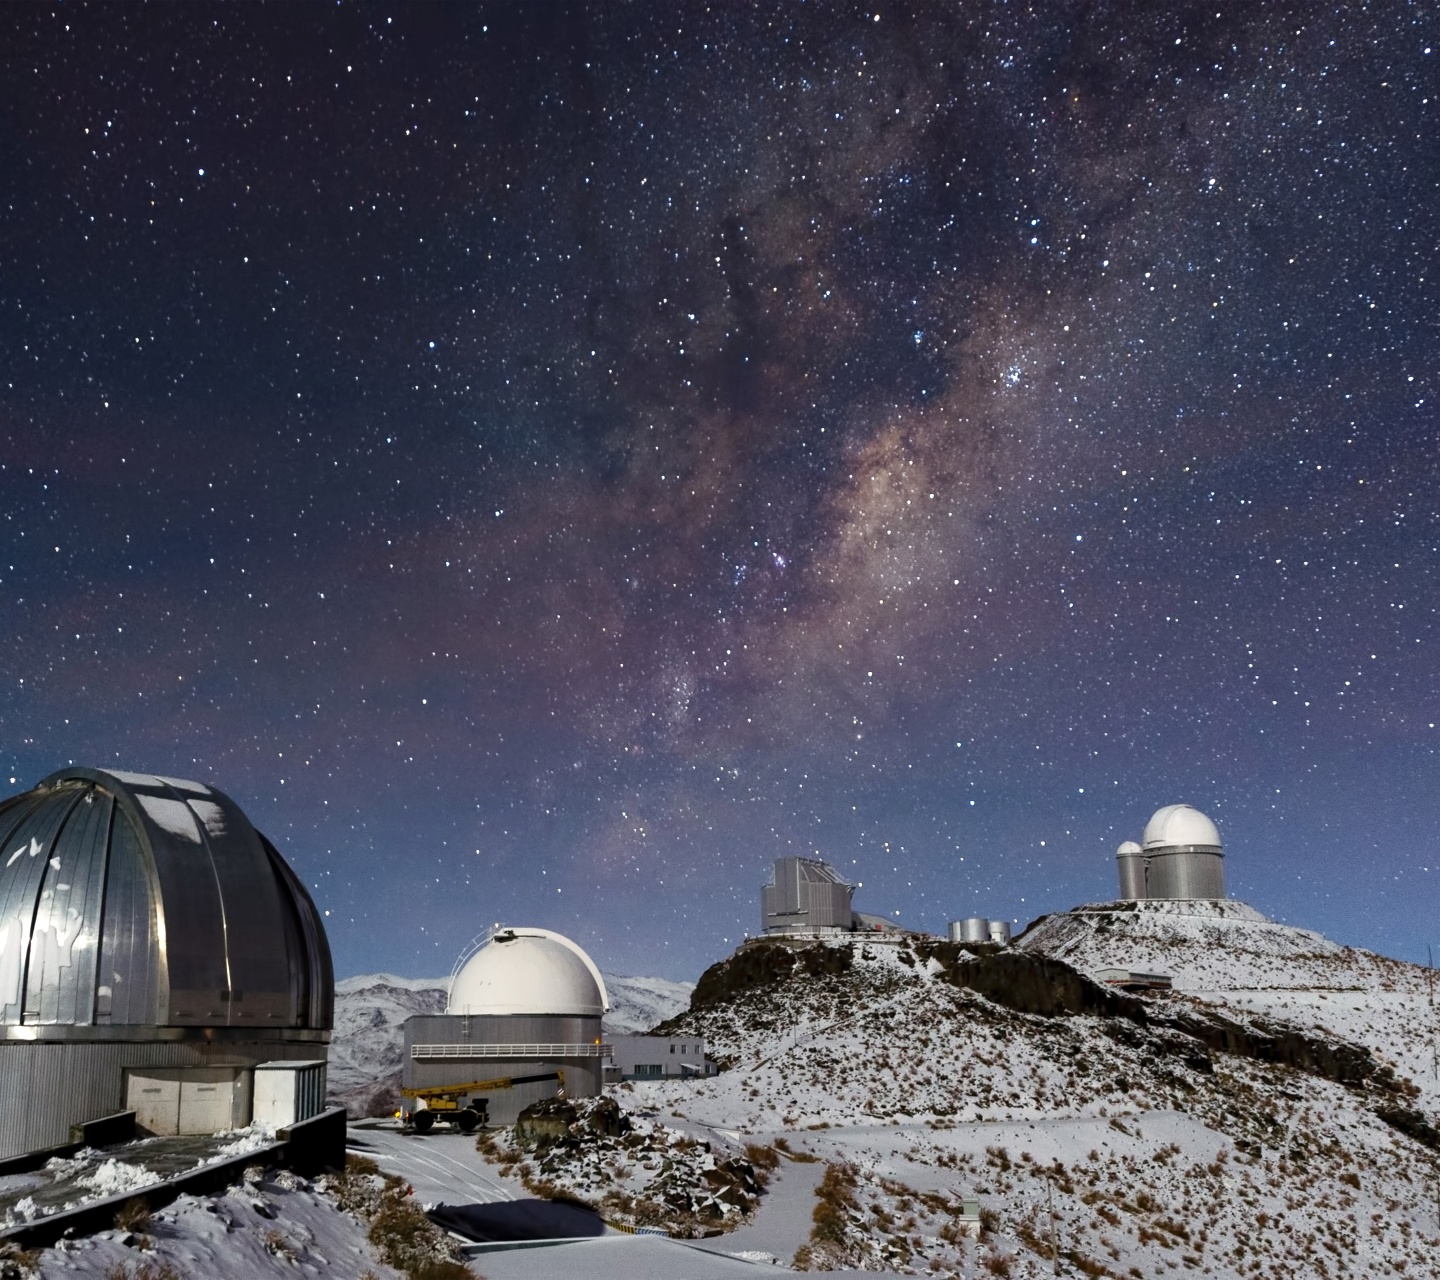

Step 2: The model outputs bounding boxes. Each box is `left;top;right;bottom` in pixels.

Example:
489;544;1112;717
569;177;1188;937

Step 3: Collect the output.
684;939;853;1013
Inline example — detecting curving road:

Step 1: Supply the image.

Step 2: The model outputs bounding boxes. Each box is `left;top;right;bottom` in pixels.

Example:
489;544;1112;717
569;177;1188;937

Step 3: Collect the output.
346;1120;520;1207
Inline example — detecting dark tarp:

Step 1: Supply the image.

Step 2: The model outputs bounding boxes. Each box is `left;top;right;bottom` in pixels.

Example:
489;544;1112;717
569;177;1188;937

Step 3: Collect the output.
427;1198;606;1243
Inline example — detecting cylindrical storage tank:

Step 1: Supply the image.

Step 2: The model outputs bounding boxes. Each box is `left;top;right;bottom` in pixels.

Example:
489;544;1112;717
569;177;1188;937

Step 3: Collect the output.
946;921;964;944
961;917;990;944
404;926;610;1126
1116;841;1146;900
0;768;333;1158
987;920;1011;945
1141;805;1226;900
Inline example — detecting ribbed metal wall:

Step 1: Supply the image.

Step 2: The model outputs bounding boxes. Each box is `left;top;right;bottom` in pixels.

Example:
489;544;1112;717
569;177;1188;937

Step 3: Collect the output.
0;1039;323;1159
1145;850;1225;899
0;769;332;1033
1116;851;1147;900
960;917;989;944
761;857;853;933
404;1013;603;1125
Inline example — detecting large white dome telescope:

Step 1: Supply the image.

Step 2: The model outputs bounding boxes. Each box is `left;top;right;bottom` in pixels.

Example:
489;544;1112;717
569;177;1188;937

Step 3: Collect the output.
1116;804;1226;901
404;926;612;1129
1143;804;1222;851
446;926;609;1017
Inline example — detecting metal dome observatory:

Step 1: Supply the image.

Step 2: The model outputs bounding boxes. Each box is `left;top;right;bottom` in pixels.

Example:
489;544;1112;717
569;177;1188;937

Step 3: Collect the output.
402;926;609;1128
1115;804;1226;901
0;768;333;1158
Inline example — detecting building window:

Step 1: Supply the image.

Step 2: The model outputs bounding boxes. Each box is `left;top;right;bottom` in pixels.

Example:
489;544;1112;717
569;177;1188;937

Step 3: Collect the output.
669;1045;675;1054
635;1064;663;1079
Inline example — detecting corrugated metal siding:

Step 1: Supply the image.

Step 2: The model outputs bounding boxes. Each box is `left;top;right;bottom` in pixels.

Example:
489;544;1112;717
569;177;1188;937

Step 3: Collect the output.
404;1013;604;1121
1147;851;1225;900
25;790;111;1025
1116;852;1146;900
405;1013;600;1045
0;1040;327;1158
97;805;162;1025
0;789;85;1023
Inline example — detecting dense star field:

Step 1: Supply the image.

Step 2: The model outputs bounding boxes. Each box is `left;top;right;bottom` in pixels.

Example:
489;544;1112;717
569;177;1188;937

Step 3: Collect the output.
1;3;1435;979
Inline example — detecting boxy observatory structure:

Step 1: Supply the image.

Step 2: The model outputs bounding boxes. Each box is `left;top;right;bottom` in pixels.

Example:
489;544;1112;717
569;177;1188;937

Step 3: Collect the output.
0;768;333;1159
1116;804;1226;900
760;856;908;936
403;926;610;1128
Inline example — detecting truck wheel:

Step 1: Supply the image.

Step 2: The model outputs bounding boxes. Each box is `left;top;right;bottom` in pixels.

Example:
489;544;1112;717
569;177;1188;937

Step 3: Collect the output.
412;1110;436;1133
457;1108;479;1133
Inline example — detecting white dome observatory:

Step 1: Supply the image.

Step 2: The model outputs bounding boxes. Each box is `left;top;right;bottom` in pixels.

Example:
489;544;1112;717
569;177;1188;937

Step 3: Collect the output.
403;925;611;1128
447;927;608;1017
1143;804;1222;852
1117;805;1226;901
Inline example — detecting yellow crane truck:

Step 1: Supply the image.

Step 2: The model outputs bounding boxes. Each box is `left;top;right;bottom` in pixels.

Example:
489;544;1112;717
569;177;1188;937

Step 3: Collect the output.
400;1070;563;1133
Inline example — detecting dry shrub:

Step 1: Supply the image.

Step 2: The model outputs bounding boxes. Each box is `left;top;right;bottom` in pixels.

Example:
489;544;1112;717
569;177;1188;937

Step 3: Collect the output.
367;1193;476;1280
113;1197;152;1235
102;1262;183;1280
810;1162;859;1245
0;1244;41;1280
744;1141;780;1172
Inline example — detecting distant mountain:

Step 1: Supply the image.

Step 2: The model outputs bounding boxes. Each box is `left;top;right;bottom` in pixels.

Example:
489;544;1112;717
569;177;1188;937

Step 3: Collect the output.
600;971;695;1034
328;970;693;1115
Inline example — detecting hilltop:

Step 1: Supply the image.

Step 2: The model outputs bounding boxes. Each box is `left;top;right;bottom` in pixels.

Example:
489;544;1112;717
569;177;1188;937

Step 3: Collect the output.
611;923;1440;1276
1016;899;1440;1114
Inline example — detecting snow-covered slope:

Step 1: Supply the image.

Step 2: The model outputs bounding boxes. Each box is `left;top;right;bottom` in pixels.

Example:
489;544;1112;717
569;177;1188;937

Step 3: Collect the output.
329;970;694;1115
626;933;1440;1276
29;1167;406;1279
1016;899;1440;1112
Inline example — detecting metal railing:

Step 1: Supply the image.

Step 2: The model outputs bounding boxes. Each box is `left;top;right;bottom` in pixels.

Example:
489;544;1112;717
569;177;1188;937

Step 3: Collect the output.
410;1043;612;1060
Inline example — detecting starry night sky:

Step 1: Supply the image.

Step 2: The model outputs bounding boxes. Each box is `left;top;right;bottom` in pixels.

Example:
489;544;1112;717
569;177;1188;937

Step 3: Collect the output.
2;2;1435;981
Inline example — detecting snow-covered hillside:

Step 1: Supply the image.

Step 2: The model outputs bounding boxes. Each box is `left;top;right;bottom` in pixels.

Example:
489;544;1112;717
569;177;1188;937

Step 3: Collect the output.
624;933;1440;1276
1017;899;1440;1113
329;970;693;1115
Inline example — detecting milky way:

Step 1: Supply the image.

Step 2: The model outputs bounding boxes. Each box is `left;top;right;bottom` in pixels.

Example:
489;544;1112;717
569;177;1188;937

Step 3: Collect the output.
1;3;1435;978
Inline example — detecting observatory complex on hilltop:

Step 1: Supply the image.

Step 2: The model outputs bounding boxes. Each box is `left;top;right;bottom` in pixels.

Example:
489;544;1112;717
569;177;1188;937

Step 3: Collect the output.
1116;804;1226;901
761;856;907;936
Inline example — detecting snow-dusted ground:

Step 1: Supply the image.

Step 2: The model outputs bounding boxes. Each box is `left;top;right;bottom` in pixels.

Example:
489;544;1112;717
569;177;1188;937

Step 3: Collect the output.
1018;899;1440;1113
346;1121;522;1206
29;1166;404;1278
630;931;1440;1276
0;1126;280;1228
329;970;694;1114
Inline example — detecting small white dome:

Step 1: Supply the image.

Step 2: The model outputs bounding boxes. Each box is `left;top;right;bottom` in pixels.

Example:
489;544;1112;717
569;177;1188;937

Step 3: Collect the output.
1116;840;1143;855
1143;804;1221;850
447;926;608;1017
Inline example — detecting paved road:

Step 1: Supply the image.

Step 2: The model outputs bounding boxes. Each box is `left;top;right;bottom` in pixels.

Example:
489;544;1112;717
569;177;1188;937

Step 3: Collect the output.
345;1121;518;1207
